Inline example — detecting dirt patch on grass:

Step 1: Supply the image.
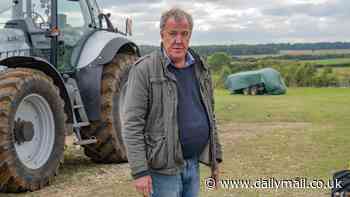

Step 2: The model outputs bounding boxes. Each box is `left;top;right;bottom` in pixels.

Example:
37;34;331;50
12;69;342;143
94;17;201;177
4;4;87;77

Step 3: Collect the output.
218;122;312;144
3;136;134;197
2;122;314;197
36;162;132;197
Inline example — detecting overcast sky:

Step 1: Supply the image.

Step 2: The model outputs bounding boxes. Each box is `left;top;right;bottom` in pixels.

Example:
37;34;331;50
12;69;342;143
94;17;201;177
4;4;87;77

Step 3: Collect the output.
96;0;350;45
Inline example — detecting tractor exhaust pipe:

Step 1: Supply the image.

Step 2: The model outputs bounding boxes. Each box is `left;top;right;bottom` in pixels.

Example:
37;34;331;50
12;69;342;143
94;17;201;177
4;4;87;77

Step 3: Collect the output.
12;0;24;19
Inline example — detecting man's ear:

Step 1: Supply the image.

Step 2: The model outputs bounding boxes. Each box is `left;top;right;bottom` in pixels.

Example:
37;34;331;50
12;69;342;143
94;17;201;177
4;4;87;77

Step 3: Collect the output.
160;30;164;40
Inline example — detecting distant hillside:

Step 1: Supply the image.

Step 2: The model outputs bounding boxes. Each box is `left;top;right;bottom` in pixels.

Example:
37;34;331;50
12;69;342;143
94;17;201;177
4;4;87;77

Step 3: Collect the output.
139;42;350;57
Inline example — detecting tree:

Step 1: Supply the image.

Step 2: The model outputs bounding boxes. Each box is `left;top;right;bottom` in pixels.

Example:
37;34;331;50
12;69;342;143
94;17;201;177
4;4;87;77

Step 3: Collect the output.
207;52;232;72
220;66;231;81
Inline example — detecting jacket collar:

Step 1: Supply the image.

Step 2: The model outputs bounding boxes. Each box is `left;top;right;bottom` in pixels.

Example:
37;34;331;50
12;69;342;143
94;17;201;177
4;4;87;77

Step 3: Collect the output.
161;48;195;68
157;44;208;72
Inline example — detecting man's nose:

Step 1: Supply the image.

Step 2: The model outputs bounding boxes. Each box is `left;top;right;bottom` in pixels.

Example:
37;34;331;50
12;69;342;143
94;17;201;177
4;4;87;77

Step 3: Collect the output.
174;34;183;43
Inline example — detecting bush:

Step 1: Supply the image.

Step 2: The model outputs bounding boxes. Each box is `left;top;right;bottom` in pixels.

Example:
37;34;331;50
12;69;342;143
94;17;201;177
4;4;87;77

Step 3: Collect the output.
220;66;231;81
292;64;317;86
312;68;339;87
212;65;231;89
207;52;232;73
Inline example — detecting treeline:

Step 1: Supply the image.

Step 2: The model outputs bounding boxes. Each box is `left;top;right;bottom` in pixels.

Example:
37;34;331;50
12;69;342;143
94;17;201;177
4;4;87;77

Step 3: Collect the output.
208;52;350;88
139;42;350;56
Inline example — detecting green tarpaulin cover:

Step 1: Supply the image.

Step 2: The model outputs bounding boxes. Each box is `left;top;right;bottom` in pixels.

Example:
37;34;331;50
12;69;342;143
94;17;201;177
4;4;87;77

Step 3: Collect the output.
224;68;287;95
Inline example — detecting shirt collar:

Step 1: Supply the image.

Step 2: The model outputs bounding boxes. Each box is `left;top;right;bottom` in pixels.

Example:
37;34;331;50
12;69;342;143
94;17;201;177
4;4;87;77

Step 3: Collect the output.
162;47;195;68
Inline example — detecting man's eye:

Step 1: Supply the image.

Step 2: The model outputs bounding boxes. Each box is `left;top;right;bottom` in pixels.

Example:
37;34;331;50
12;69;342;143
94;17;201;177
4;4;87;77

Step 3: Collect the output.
169;32;177;36
182;32;189;37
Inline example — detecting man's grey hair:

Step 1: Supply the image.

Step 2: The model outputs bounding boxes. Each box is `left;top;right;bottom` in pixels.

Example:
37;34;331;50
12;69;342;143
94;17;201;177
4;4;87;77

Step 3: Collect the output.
160;8;193;32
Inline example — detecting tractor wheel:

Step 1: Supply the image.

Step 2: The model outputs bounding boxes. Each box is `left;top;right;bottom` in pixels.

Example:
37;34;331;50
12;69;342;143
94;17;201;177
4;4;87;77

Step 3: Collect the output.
0;68;66;192
81;53;137;163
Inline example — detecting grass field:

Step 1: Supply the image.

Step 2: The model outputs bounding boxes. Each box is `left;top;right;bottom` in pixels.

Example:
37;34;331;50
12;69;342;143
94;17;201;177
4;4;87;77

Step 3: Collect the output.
300;58;350;66
317;67;350;83
3;88;350;197
332;67;350;81
204;88;350;196
280;49;350;55
236;49;350;59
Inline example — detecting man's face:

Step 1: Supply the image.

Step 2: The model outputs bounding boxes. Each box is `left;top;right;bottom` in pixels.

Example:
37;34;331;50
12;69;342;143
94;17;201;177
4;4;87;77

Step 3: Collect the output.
161;17;191;63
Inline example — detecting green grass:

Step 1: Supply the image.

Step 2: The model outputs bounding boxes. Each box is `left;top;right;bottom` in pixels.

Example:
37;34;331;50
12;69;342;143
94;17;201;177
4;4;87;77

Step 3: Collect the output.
317;67;350;82
333;67;350;74
327;67;350;75
280;49;350;56
215;88;350;124
199;88;350;196
300;58;350;66
4;88;350;197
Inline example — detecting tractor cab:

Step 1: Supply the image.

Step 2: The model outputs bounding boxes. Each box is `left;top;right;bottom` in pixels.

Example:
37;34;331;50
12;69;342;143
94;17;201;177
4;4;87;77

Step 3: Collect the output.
1;0;51;59
0;0;129;71
57;0;103;71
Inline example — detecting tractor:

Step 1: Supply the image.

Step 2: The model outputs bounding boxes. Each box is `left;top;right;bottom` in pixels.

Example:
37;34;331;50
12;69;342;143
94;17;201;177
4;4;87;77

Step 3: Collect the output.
0;0;139;192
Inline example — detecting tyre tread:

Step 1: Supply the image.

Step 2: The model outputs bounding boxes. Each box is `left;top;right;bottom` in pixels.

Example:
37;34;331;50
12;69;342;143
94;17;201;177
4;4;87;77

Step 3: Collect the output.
81;53;137;163
0;68;67;192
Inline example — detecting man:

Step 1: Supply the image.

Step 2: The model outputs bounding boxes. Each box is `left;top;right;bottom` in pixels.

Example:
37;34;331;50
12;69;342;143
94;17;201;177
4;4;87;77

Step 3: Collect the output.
122;8;222;197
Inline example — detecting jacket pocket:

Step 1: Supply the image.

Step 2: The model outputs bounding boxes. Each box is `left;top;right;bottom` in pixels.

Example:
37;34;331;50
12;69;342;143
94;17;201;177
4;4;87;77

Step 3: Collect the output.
145;77;166;133
150;76;166;105
145;134;167;169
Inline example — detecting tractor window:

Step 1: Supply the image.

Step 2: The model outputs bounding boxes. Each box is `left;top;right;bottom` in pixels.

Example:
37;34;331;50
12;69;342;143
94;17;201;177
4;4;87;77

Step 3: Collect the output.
57;0;94;71
58;0;93;46
0;0;26;29
58;1;89;30
28;0;51;29
1;0;51;30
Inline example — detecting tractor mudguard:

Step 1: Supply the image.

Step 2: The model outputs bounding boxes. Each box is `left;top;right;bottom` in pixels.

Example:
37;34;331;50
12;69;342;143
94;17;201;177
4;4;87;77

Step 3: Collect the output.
0;56;73;123
75;31;139;69
75;65;103;121
75;31;139;121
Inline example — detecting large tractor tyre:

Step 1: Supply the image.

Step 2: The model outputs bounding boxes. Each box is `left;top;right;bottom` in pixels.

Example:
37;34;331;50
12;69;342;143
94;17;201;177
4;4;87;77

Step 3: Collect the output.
81;53;137;163
0;68;66;192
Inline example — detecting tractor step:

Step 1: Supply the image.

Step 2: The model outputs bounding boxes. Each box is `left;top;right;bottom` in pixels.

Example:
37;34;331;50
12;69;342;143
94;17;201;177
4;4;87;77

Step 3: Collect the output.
73;122;90;128
73;104;84;109
73;138;97;145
